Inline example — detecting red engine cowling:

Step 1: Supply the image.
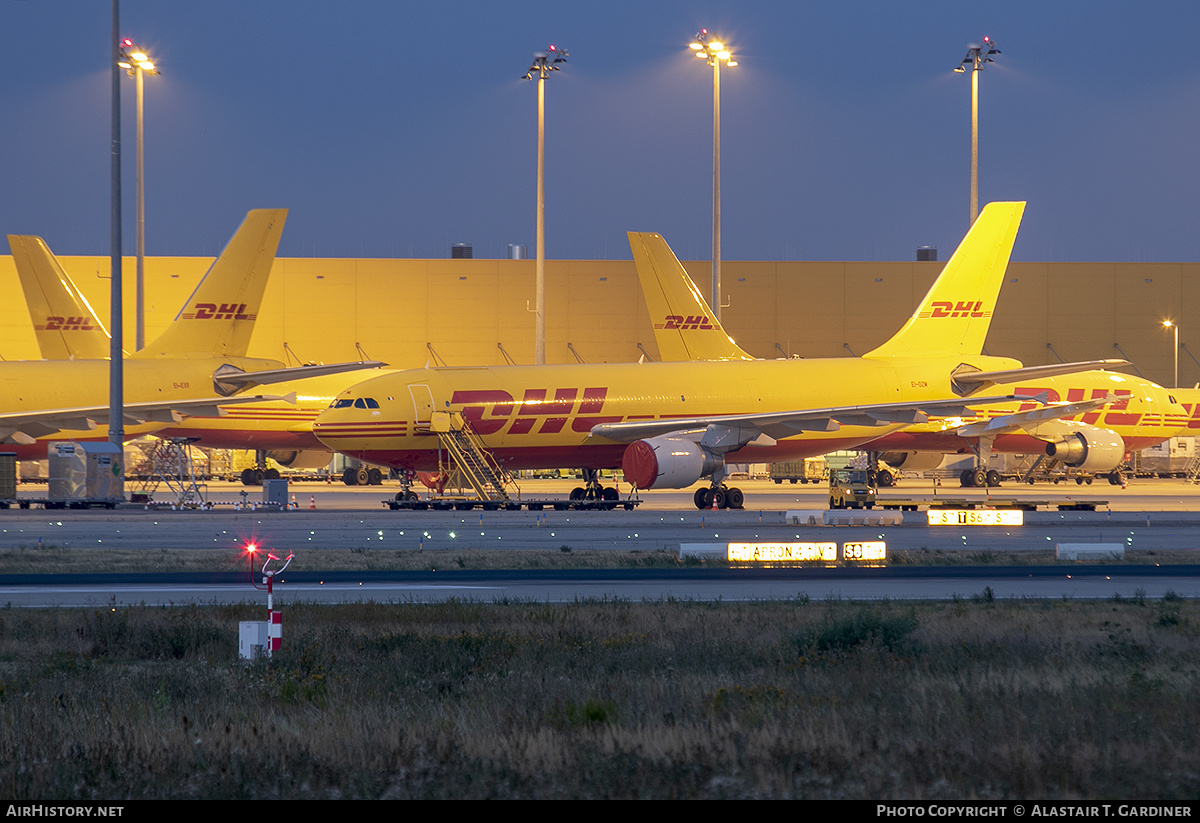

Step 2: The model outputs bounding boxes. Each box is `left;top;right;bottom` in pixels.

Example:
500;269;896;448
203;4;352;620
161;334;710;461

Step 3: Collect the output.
1044;424;1125;471
622;436;721;490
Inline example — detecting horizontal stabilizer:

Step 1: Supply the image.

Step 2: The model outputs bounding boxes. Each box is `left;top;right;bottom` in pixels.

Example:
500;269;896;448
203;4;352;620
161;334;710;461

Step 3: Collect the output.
212;361;387;396
952;360;1130;393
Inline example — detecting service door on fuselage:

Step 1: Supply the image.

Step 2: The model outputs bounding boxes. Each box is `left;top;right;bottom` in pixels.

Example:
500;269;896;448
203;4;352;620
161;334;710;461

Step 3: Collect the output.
409;384;435;428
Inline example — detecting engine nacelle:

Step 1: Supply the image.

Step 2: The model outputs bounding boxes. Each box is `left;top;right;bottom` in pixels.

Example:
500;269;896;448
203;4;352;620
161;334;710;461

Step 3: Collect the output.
1044;424;1125;471
622;436;722;490
878;451;945;472
266;449;333;470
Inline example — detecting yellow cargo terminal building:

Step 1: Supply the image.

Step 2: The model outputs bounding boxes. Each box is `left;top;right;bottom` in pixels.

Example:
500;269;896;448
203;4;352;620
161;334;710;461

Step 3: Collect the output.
0;254;1194;392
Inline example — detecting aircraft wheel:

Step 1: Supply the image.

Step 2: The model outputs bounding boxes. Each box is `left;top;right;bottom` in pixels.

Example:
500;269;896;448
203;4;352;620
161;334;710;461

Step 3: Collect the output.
264;468;281;480
972;469;987;488
368;468;383;485
342;467;358;486
355;467;370;486
726;487;745;509
711;488;727;509
404;490;420;501
602;487;619;501
694;488;710;509
960;469;974;487
986;470;1002;488
570;487;585;501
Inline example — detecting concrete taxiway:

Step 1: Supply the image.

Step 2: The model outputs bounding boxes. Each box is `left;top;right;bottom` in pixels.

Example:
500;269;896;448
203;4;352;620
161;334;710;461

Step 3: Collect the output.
1;477;1198;605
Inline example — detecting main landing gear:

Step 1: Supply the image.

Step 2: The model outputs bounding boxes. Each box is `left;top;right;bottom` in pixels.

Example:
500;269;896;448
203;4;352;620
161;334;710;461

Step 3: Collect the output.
342;465;384;486
569;468;620;507
959;468;1002;488
239;451;280;486
693;485;745;510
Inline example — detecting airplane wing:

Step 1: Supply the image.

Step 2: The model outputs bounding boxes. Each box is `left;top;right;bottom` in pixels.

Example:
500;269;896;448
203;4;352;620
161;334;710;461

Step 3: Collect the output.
951;360;1129;392
590;393;1044;447
212;361;388;394
0;393;295;445
952;396;1113;438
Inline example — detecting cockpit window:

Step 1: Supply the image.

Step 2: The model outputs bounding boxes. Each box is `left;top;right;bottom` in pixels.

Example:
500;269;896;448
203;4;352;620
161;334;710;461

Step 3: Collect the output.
1170;395;1178;405
351;397;380;409
330;398;354;409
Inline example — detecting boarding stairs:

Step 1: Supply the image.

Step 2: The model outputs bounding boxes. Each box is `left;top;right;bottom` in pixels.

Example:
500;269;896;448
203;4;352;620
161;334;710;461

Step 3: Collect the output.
132;437;207;505
424;412;518;503
1185;453;1200;484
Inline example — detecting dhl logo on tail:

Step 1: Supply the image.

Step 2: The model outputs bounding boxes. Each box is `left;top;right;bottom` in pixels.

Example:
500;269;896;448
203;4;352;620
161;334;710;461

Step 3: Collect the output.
35;316;96;331
918;300;990;319
181;302;256;321
654;315;716;331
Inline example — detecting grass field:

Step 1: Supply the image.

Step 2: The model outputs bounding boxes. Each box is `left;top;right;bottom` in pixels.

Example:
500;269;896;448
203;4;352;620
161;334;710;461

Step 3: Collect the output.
0;545;1196;575
1;595;1198;799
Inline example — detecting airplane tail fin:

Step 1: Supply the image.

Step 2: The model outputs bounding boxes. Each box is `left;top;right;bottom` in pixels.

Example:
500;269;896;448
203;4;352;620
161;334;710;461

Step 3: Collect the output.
134;208;287;359
864;201;1025;359
628;231;753;361
7;235;112;360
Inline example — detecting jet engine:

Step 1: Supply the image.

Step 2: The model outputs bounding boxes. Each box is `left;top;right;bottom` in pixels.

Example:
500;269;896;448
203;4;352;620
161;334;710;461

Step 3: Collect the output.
879;452;945;472
622;436;722;490
1043;423;1125;471
266;449;333;470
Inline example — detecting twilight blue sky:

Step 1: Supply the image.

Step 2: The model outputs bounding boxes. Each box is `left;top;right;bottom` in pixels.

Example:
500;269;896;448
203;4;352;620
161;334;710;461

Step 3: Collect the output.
2;0;1198;262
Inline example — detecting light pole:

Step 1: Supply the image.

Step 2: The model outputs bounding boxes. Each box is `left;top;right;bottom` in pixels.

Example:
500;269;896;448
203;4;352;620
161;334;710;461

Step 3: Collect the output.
523;45;567;365
109;1;124;459
1164;320;1179;388
690;30;736;321
954;36;1000;225
118;39;158;352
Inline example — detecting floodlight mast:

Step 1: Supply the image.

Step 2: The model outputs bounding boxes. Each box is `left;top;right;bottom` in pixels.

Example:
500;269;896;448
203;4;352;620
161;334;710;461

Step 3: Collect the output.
689;30;737;321
954;37;1000;225
118;39;159;352
523;46;567;365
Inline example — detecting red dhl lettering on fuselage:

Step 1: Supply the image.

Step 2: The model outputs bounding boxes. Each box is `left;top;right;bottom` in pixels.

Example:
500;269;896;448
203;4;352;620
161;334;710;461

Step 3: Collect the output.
1016;386;1138;426
918;300;990;319
655;315;715;330
36;315;95;331
181;302;255;321
450;387;621;435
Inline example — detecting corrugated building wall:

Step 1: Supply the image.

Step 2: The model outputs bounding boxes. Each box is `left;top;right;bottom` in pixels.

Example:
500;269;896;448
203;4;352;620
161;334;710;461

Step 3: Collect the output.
0;255;1195;389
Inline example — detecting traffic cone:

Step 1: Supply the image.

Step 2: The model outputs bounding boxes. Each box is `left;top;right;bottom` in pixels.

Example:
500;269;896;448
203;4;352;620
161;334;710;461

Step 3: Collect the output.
309;495;316;510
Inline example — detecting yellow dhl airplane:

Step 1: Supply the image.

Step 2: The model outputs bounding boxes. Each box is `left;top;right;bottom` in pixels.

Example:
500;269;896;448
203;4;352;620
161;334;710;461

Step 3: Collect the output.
314;201;1116;508
2;208;384;462
630;216;1193;488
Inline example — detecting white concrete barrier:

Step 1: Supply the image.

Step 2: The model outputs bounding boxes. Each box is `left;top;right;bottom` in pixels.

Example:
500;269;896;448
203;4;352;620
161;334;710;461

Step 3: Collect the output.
1055;543;1125;560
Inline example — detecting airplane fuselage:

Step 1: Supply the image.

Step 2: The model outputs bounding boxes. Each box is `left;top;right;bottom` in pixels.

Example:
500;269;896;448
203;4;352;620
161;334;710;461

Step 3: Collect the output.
313;354;1026;472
